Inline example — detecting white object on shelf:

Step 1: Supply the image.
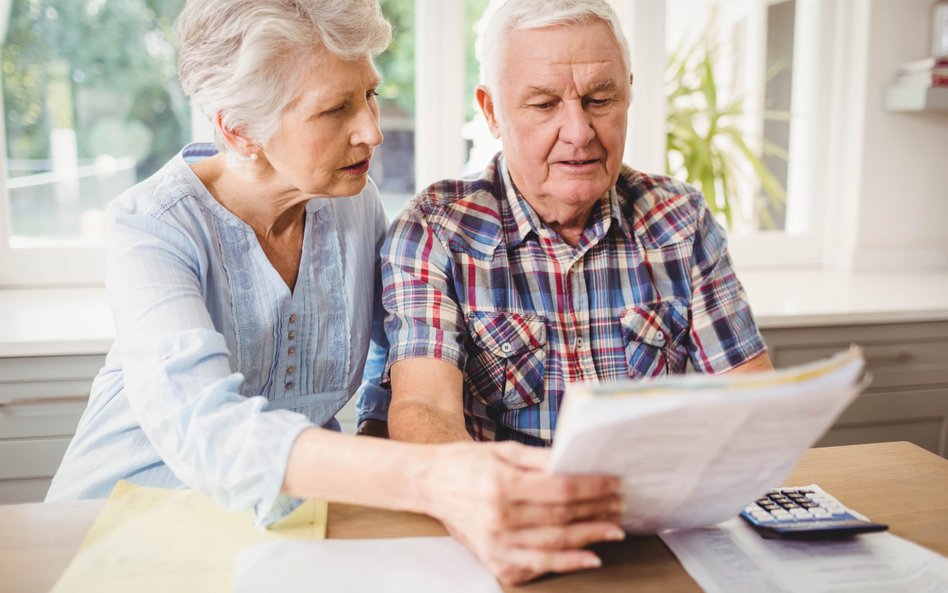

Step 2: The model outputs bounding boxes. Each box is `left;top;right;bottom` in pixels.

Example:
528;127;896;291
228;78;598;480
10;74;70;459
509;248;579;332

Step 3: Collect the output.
884;85;948;111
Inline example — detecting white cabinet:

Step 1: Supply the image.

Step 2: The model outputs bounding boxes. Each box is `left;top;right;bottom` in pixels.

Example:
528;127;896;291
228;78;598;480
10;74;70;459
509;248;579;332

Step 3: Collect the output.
762;321;948;457
0;355;102;503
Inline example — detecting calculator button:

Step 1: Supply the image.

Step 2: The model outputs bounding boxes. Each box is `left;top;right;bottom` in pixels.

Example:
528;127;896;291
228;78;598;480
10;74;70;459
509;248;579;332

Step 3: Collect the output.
811;509;832;518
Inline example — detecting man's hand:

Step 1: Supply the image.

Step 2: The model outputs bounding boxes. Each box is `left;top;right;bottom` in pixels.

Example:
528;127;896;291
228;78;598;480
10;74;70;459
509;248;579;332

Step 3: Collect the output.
418;442;625;585
356;419;389;438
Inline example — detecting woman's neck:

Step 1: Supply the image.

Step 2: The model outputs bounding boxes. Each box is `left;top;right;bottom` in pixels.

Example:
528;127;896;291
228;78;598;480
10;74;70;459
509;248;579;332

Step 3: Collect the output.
189;153;309;239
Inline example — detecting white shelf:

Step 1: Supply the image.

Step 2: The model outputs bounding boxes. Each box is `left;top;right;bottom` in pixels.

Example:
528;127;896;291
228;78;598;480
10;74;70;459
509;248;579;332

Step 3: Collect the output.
884;85;948;111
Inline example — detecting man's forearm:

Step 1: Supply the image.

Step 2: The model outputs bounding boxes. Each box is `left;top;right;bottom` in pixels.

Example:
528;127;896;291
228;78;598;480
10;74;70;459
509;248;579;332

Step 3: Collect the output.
389;400;473;443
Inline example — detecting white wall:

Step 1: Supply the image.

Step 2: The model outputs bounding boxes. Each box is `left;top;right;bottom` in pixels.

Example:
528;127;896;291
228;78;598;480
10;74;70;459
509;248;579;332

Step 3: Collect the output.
832;0;948;271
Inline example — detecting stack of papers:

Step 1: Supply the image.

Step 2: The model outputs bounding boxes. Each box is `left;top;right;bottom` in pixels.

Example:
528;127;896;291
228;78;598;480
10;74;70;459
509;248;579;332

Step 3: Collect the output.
234;538;503;593
550;347;867;534
660;517;948;592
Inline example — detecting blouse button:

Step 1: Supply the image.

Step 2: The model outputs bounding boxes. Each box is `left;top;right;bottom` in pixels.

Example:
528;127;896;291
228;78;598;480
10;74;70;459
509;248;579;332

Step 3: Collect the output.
500;342;513;354
286;366;295;375
289;314;298;324
288;347;296;356
288;330;296;340
285;382;294;390
655;331;666;344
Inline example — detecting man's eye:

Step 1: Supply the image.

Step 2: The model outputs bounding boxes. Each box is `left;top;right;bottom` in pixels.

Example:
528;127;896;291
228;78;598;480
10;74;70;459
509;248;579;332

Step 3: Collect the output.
586;98;611;108
530;102;554;110
325;103;348;115
367;89;379;101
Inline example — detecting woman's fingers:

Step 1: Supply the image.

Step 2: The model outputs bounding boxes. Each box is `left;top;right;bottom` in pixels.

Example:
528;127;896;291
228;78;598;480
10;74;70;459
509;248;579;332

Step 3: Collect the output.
501;521;626;550
501;495;624;528
507;470;623;505
485;546;607;586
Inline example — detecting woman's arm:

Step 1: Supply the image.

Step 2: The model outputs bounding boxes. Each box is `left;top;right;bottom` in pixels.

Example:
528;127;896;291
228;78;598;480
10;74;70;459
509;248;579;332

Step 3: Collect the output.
283;428;624;585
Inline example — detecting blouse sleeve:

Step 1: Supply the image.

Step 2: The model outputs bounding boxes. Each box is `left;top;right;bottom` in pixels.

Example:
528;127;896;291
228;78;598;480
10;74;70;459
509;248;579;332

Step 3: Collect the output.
105;200;313;527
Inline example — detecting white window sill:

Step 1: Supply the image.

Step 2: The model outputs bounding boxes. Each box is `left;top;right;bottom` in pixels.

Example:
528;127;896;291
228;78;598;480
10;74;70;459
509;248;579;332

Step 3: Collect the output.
0;287;113;357
1;271;948;358
741;271;948;329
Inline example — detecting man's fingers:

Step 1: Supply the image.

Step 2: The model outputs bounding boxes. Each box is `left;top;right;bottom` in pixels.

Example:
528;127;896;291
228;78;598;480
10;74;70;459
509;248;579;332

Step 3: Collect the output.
501;521;626;550
501;495;624;528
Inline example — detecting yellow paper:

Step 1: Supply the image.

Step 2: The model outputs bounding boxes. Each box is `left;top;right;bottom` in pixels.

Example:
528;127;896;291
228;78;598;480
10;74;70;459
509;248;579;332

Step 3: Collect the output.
51;481;327;593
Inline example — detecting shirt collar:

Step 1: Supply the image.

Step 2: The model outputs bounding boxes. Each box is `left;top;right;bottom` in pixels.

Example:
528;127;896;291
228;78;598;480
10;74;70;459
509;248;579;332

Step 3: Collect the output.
497;155;634;248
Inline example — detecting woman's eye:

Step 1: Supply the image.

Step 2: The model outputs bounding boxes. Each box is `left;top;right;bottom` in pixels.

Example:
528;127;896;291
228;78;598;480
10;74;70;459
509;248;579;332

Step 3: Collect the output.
367;90;380;100
325;103;347;115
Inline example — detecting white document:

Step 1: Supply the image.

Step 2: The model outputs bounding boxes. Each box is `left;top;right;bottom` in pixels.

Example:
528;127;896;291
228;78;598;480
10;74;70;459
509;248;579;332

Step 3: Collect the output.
233;537;503;593
550;348;866;534
660;518;948;593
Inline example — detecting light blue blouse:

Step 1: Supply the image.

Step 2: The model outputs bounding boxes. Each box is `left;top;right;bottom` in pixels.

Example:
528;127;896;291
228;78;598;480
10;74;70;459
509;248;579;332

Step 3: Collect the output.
46;143;390;525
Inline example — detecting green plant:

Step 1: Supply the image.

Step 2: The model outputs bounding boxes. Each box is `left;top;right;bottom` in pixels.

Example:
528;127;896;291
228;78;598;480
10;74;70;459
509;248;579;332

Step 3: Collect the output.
665;39;788;230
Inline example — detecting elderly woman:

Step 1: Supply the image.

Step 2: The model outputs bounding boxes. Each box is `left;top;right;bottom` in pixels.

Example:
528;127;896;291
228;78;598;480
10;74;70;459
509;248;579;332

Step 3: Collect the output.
44;0;623;585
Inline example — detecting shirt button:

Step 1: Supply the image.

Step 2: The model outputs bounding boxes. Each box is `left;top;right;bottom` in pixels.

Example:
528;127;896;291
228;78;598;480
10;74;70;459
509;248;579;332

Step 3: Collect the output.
286;366;295;375
289;314;297;323
288;330;296;340
576;336;585;348
500;342;513;354
288;347;296;356
285;382;294;390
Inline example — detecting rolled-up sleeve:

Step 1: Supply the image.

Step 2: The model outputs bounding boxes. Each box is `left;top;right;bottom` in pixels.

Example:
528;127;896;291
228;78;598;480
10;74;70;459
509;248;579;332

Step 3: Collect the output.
380;206;468;382
107;204;313;526
687;198;767;373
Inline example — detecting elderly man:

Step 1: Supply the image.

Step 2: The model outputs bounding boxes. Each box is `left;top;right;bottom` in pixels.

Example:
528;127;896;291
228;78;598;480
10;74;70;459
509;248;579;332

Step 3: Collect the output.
379;0;772;446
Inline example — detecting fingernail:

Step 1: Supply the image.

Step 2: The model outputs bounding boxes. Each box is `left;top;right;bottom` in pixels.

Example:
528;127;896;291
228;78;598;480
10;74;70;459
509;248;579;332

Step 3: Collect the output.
584;555;603;569
607;528;626;541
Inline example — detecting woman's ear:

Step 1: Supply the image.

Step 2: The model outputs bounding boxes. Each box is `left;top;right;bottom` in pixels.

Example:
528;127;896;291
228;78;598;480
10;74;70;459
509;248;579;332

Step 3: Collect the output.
215;112;258;159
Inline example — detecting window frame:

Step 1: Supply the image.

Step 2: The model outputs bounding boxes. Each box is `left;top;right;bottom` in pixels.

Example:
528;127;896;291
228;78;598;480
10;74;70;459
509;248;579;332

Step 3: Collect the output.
0;0;869;287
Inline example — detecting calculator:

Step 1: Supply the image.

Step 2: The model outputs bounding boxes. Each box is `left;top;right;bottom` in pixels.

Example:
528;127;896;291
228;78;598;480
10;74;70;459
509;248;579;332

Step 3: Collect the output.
741;486;888;539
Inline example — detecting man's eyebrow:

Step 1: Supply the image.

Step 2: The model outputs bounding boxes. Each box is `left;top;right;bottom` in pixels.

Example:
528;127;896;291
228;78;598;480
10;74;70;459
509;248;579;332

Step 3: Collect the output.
588;79;618;93
525;85;558;96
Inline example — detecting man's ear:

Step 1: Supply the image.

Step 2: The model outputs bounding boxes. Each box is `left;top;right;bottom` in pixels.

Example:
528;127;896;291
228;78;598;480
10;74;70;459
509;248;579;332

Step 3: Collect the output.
475;85;502;139
215;112;258;158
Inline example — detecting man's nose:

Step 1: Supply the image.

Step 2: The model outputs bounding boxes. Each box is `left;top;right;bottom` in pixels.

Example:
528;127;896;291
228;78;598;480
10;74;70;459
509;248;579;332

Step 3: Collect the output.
558;100;596;147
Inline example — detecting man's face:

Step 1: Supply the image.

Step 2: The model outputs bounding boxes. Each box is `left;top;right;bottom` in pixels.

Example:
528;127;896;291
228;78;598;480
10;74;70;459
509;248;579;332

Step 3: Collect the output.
479;19;631;212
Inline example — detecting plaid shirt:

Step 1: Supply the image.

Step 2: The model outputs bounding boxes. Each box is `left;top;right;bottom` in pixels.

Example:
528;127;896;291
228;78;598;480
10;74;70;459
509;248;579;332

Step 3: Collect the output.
381;154;766;445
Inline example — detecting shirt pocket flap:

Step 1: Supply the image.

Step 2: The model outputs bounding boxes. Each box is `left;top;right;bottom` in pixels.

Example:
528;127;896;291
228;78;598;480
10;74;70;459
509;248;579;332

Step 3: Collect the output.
467;311;547;358
620;300;689;348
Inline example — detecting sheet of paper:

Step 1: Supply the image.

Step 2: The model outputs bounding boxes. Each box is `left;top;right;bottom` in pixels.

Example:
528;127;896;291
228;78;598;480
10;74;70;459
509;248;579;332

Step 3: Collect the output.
233;537;503;593
50;480;327;593
660;518;948;593
550;348;866;534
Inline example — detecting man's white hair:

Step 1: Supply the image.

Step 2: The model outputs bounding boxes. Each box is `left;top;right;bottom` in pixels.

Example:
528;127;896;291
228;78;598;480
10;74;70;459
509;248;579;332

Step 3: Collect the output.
476;0;631;93
176;0;392;157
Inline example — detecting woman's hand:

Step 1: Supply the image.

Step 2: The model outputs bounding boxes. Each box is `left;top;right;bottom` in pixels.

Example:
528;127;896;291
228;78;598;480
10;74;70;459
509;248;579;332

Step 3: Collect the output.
417;442;625;585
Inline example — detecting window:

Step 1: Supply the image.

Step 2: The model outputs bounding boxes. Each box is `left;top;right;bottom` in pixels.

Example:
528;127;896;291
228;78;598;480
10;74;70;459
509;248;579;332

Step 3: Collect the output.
0;0;188;285
0;0;862;286
657;0;852;268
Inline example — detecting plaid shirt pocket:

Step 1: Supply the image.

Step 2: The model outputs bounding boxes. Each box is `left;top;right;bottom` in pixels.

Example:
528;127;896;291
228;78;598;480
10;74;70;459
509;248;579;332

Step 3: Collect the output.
619;300;689;378
466;311;547;411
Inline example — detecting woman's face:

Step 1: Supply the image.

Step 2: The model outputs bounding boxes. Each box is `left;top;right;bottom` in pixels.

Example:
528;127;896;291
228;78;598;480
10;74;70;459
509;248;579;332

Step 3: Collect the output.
261;49;383;198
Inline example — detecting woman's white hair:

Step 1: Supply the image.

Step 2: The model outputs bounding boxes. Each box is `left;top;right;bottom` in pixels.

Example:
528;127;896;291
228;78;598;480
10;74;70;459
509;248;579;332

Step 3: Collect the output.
176;0;392;157
476;0;631;93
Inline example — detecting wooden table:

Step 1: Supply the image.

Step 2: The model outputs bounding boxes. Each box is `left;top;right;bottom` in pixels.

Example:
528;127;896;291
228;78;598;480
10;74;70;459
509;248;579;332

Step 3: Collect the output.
1;441;945;593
